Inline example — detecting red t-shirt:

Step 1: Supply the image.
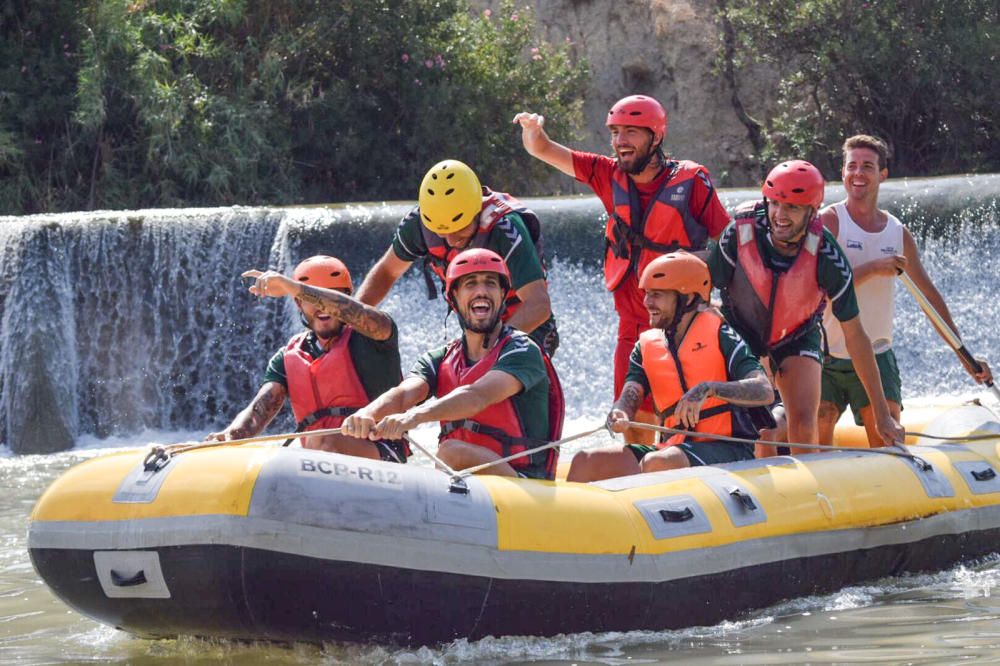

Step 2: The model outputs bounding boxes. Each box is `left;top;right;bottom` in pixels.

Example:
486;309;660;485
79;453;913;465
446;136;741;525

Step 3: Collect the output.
572;151;730;322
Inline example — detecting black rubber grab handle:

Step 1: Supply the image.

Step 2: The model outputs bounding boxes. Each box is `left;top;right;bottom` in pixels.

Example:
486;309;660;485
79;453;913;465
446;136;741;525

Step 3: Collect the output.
972;468;997;482
110;569;148;587
659;507;694;523
728;487;758;511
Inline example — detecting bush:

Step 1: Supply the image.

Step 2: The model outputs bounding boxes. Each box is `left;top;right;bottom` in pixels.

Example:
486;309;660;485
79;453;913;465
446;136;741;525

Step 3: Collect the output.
717;0;998;177
0;0;587;213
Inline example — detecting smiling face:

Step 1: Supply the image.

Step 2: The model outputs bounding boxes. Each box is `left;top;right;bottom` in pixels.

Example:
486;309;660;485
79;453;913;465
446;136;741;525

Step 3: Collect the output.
842;147;887;201
442;217;479;249
643;288;680;329
453;271;506;334
766;198;812;247
609;124;657;175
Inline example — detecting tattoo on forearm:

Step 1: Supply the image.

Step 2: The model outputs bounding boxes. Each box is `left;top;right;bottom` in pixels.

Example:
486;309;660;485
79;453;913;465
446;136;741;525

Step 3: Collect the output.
616;382;645;417
229;386;284;438
711;372;774;406
299;285;392;339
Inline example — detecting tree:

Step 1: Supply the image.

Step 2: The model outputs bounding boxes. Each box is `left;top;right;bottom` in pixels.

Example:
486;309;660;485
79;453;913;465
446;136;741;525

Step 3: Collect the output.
0;0;587;213
716;0;998;176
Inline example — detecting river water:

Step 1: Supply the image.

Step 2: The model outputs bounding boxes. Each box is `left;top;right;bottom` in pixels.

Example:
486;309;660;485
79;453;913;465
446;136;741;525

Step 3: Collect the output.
2;177;999;663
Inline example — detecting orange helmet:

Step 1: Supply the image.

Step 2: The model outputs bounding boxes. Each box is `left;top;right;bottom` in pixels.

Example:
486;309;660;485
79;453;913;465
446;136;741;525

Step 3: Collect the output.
638;252;711;301
762;160;825;208
444;248;511;302
292;255;353;293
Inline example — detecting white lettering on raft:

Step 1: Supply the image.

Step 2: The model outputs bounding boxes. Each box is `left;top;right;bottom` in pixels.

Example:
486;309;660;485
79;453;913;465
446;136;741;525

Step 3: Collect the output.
299;459;404;486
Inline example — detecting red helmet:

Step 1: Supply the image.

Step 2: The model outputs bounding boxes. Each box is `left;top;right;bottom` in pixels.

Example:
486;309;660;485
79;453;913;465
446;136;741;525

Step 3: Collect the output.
444;249;511;302
606;95;667;142
292;255;353;293
762;160;825;208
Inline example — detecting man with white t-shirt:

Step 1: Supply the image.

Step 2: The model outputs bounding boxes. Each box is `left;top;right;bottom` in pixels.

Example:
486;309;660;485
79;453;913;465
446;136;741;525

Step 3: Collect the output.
818;134;993;445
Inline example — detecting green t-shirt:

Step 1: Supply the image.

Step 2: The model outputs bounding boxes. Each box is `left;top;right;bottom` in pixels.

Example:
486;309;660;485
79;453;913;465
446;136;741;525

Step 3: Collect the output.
409;327;550;442
391;207;546;290
625;319;764;395
707;204;860;323
263;321;402;401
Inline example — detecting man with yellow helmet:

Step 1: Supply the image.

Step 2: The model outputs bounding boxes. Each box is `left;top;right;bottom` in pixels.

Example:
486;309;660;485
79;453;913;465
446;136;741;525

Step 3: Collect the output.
355;159;559;356
206;255;407;463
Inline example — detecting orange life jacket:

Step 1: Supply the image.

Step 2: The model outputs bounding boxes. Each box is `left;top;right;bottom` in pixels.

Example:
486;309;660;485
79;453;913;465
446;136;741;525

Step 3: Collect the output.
604;161;711;291
724;202;826;353
436;328;564;479
639;310;734;447
284;329;368;432
420;188;544;321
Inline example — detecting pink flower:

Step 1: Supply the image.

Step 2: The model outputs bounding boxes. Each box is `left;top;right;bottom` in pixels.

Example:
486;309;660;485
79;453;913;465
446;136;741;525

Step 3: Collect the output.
511;12;519;21
532;54;542;61
483;9;492;18
435;54;445;68
401;53;410;63
424;59;434;69
531;47;539;54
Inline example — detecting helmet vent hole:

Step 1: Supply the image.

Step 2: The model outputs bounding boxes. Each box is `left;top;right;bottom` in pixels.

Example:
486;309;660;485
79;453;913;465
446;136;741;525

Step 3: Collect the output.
629;111;641;116
427;188;435;196
446;173;454;179
451;213;464;222
445;188;454;195
791;187;805;193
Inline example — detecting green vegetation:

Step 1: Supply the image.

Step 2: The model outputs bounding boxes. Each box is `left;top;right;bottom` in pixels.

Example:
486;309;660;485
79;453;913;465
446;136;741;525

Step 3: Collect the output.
0;1;587;213
717;0;998;177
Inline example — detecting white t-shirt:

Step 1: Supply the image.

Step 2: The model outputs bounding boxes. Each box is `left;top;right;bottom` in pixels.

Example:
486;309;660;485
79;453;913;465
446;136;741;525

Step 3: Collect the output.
821;201;904;359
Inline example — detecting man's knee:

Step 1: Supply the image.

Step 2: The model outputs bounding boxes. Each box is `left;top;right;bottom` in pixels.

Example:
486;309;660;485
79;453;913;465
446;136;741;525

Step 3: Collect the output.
640;447;689;472
817;401;841;423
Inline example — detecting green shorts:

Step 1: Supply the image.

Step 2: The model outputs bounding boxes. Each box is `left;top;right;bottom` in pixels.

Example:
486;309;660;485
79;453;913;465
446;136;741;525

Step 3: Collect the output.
628;440;755;467
768;325;823;371
821;349;902;425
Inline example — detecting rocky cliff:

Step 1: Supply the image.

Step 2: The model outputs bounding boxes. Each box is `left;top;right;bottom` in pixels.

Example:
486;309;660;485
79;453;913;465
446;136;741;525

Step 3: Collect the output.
478;0;774;187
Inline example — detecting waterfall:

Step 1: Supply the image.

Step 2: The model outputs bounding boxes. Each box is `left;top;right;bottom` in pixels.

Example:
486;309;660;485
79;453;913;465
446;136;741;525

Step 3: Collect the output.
0;175;997;453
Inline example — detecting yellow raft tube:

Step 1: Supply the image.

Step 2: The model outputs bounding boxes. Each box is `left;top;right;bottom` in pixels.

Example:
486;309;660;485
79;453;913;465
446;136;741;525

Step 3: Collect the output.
28;401;1000;645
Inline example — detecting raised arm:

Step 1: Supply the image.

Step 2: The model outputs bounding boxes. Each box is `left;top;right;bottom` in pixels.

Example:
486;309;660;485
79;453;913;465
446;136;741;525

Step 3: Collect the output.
354;247;413;307
205;382;286;441
243;269;395;341
512;112;575;178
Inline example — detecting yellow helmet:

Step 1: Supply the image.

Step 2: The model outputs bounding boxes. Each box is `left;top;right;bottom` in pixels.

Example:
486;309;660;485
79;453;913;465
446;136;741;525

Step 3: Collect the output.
417;160;483;235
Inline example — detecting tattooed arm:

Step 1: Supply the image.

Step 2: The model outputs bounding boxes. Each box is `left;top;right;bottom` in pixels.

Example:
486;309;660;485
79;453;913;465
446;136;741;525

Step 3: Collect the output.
242;269;394;341
607;380;647;434
205;382;287;441
672;369;773;429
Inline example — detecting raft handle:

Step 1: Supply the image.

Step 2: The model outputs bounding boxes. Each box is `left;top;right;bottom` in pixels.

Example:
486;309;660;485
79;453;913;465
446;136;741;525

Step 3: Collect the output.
448;476;470;495
110;569;148;587
727;487;758;512
143;447;171;473
972;468;997;482
659;507;694;523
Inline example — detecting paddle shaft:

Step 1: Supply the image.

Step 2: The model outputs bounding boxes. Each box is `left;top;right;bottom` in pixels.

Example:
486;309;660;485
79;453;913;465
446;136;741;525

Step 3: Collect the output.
898;273;1000;401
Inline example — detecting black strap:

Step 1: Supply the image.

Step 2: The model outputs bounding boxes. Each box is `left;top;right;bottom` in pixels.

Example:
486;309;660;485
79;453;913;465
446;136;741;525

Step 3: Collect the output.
421;257;439;300
282;406;359;447
440;419;548;456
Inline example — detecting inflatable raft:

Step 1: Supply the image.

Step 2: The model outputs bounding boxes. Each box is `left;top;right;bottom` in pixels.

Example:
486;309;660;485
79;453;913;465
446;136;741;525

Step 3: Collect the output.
28;401;1000;645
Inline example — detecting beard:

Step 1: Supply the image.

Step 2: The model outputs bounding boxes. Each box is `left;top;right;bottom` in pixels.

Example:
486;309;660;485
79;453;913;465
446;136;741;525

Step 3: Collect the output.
618;147;657;175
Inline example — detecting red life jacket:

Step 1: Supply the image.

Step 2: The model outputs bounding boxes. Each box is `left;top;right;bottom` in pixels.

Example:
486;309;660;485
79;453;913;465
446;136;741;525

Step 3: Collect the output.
725;202;826;353
639;310;734;447
436;328;564;479
604;161;711;291
419;188;544;321
284;329;368;431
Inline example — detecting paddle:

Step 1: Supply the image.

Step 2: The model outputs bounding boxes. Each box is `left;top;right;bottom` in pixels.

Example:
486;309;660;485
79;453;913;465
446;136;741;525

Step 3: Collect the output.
898;272;1000;402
